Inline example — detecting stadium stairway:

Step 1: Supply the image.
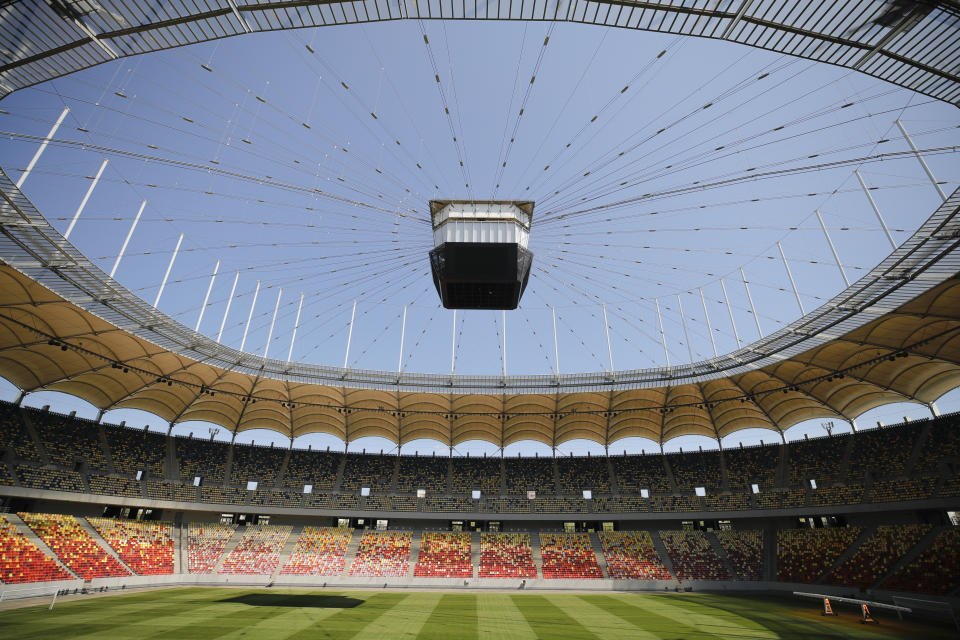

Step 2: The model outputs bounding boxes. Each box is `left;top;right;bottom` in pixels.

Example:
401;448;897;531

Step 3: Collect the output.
17;408;50;465
332;455;347;492
174;522;184;574
408;529;423;568
874;524;946;590
270;524;303;581
774;443;789;487
470;531;480;579
95;424;117;474
660;456;679;493
837;434;855;482
648;530;678;581
587;532;609;578
704;531;737;580
164;435;178;481
815;524;876;585
903;420;933;476
212;526;247;573
529;531;544;579
763;527;777;581
78;517;136;575
273;446;292;489
605;456;619;494
341;528;363;574
2;513;79;579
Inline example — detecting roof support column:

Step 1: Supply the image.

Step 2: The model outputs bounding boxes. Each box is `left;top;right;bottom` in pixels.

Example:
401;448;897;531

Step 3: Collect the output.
896;119;947;202
240;280;261;352
451;309;457;376
602;303;614;374
343;299;357;369
263;288;282;359
397;304;407;374
288;292;304;362
776;241;804;315
154;233;184;308
854;170;897;251
64;158;108;240
551;306;560;379
109;200;146;279
699;287;718;357
740;267;762;338
16;107;69;190
814;209;849;287
217;271;240;343
195;260;220;332
927;402;940;418
655;298;670;367
677;295;694;364
720;279;741;349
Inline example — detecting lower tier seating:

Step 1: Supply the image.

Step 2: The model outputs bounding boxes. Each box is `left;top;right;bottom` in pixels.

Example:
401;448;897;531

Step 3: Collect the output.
539;533;603;579
777;527;862;584
827;524;931;589
187;522;236;574
414;532;472;578
19;512;130;579
348;531;411;577
280;526;352;575
0;515;73;583
478;533;536;579
714;530;763;581
659;530;729;581
884;527;960;595
219;525;291;575
87;517;174;576
599;531;672;580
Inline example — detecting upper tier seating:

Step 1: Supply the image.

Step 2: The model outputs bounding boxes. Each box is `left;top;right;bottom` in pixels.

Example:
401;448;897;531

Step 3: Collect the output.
187;522;236;574
658;530;729;581
847;425;917;481
348;531;411;577
0;404;41;461
667;451;722;491
478;533;536;579
413;532;472;578
104;425;166;477
827;524;931;589
450;457;501;494
19;512;130;579
724;444;779;490
714;530;763;581
280;526;352;575
87;517;174;575
777;526;863;584
88;474;142;499
914;416;960;475
612;454;672;493
397;455;448;493
539;533;603;579
16;465;84;493
282;449;341;490
0;515;73;583
505;458;556;495
340;454;393;492
31;410;109;471
599;531;672;580
885;527;960;595
176;437;229;485
557;456;610;494
787;437;845;488
229;443;286;488
219;525;291;575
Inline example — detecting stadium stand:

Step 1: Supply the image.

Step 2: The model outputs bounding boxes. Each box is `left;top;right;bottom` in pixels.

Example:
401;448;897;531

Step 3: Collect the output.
280;526;352;576
229;444;286;488
724;444;779;490
30;410;109;471
658;530;729;581
450;456;501;494
884;527;960;594
556;456;611;494
176;437;229;485
869;477;936;503
478;533;537;579
539;533;603;579
714;530;763;581
88;474;142;499
776;526;863;584
598;531;672;580
104;425;166;478
413;532;472;578
827;524;932;589
397;455;448;493
667;451;722;491
282;449;341;491
846;425;916;481
87;517;174;575
340;453;393;492
19;512;130;579
913;416;960;475
612;454;671;493
505;457;556;495
16;465;84;493
0;515;73;583
219;525;291;575
348;531;411;577
787;437;845;488
187;522;236;574
0;404;41;461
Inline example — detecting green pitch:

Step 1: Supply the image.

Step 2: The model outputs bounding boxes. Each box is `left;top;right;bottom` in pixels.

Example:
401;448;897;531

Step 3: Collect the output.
0;587;953;639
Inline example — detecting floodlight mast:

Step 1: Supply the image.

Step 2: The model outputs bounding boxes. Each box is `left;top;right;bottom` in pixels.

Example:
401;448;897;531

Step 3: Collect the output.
428;200;534;310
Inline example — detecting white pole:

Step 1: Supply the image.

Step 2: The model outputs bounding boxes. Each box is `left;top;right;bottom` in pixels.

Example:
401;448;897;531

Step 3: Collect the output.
854;170;897;250
814;209;850;287
153;233;183;307
16;106;69;189
64;158;108;240
502;309;507;378
263;288;282;359
740;267;763;338
552;306;560;376
240;280;260;352
602;304;614;373
397;304;407;373
195;259;220;331
720;279;741;348
677;295;695;364
451;309;457;376
895;119;947;202
48;589;58;611
699;287;718;357
217;271;239;343
288;292;304;362
109;200;146;279
776;241;804;315
343;299;357;368
655;298;670;368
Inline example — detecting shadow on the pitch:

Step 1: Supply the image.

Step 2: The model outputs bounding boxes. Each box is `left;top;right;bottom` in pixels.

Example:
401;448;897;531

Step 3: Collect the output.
221;594;364;608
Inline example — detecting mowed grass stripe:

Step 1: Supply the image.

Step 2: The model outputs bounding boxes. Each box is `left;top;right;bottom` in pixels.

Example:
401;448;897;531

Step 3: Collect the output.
285;592;408;640
352;592;442;640
416;593;478;639
610;592;775;639
476;593;539;640
511;594;601;639
563;594;662;639
208;596;351;640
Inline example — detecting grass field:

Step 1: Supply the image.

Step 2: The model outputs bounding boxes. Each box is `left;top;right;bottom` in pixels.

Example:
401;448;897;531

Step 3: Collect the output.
0;587;954;639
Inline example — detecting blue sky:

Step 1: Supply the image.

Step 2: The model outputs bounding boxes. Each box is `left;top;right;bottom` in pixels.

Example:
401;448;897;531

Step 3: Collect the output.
0;21;957;456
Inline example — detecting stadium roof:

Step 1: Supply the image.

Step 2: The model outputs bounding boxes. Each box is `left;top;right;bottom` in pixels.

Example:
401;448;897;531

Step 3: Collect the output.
1;0;958;105
1;167;958;446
